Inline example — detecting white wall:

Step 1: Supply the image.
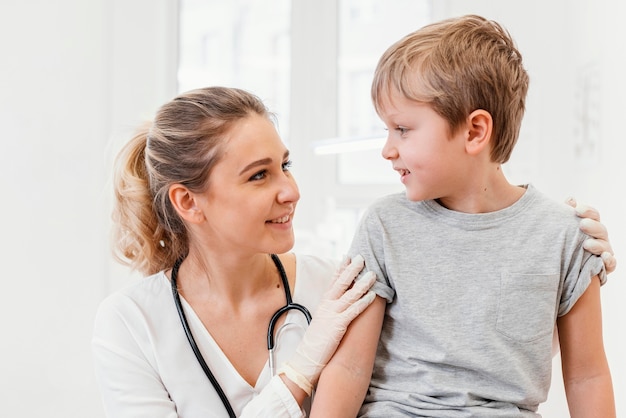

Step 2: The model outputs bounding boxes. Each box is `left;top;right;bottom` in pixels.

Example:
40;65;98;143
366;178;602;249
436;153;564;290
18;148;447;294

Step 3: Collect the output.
0;1;177;416
434;1;626;415
1;1;623;416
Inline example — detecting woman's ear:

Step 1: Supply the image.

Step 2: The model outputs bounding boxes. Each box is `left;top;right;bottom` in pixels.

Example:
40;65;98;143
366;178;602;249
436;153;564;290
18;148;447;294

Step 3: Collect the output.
465;109;493;156
169;184;205;224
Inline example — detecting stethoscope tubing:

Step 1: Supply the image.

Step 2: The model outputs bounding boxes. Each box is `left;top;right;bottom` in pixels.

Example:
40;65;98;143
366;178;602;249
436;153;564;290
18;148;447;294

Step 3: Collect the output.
171;258;237;418
267;301;312;376
171;254;312;417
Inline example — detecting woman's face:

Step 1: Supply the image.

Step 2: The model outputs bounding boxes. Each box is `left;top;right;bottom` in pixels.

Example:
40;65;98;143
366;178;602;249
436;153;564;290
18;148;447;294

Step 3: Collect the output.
195;114;300;256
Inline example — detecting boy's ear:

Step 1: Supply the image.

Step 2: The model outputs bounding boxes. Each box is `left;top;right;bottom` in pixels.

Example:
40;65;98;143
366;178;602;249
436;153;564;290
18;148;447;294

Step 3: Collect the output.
169;184;205;224
465;109;493;156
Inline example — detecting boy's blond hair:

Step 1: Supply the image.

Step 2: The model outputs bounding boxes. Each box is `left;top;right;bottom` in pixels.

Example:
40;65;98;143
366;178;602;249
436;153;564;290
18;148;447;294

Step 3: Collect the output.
372;14;529;163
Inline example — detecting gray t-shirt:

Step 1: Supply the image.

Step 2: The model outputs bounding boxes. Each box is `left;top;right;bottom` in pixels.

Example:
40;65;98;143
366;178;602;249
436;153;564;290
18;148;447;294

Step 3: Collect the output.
349;185;606;417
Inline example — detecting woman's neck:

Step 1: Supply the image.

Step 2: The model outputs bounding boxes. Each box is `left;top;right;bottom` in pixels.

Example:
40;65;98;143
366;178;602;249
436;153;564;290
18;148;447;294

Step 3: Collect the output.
176;250;280;306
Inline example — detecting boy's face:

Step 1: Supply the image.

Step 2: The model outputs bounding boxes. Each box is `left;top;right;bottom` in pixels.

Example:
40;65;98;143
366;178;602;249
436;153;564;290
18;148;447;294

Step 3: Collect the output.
379;93;468;202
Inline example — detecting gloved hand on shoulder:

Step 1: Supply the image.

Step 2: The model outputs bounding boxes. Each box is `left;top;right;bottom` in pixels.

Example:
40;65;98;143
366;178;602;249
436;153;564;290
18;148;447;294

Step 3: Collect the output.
278;255;376;395
566;197;616;274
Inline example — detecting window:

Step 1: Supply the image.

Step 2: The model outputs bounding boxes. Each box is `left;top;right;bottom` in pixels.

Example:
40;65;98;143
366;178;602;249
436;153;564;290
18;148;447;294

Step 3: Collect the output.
336;0;431;186
178;0;432;258
178;0;291;136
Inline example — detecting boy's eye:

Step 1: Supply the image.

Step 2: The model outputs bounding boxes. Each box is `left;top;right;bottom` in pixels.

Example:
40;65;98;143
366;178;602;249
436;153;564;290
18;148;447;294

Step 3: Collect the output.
282;160;293;171
396;126;409;135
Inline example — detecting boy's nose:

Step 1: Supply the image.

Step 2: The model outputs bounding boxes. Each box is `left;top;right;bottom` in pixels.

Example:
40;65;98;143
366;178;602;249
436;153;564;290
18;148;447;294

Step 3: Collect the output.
381;136;397;160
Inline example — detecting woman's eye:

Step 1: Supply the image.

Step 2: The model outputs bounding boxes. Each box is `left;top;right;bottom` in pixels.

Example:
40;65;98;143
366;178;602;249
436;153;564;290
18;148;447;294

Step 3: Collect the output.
249;170;267;181
249;160;292;181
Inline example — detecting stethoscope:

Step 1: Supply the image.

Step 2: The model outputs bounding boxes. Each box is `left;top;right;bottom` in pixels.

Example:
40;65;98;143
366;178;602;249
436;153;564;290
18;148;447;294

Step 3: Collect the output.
171;254;312;418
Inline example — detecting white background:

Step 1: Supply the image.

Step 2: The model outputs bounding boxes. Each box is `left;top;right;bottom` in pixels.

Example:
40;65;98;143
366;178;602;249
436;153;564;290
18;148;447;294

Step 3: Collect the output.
0;0;623;416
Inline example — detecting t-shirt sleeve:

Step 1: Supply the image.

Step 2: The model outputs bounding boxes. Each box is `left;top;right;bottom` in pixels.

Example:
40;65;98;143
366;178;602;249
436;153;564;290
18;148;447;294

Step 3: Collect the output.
348;205;395;303
558;237;607;317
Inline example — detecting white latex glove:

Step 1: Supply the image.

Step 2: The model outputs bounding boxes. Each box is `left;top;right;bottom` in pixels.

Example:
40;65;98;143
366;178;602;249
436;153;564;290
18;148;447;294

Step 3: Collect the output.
278;255;376;395
566;197;617;274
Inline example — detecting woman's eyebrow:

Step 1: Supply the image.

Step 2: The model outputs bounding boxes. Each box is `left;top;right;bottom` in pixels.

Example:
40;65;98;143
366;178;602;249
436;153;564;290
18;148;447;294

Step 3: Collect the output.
238;150;290;175
239;158;272;175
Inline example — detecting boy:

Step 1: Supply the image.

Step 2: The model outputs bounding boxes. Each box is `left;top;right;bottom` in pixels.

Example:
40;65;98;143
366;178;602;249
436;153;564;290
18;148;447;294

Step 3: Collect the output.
310;15;615;417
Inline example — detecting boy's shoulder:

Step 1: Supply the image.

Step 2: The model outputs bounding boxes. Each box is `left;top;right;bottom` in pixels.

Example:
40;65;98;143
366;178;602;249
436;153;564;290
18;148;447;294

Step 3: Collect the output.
523;185;578;221
516;186;590;247
368;191;416;212
364;186;580;230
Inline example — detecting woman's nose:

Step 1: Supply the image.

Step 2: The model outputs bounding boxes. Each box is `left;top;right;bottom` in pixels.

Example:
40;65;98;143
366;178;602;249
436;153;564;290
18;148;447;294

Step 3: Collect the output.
277;173;300;203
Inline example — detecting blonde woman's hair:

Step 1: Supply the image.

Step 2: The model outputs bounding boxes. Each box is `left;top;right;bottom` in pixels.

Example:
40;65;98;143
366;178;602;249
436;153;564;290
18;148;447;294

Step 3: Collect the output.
112;86;272;275
371;14;529;163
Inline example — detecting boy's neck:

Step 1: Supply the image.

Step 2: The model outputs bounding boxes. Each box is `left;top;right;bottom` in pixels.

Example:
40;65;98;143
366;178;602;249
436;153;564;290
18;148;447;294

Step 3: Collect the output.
436;166;525;214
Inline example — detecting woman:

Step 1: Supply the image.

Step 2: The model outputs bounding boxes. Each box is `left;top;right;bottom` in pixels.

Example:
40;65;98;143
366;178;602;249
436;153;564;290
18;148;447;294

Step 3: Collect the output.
93;86;376;417
93;86;615;417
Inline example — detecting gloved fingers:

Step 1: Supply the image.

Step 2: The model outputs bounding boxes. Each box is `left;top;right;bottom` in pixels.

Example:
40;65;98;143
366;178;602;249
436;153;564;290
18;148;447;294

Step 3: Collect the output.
572;204;616;274
565;197;577;208
325;254;365;300
579;218;609;242
583;238;617;273
321;271;376;315
574;203;601;221
566;197;603;221
601;251;617;274
341;290;376;320
336;271;376;307
583;236;612;255
332;255;352;281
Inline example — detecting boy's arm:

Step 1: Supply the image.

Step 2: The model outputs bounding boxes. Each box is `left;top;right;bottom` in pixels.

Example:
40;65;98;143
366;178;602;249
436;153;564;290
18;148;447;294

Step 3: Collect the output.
309;296;386;418
557;276;615;418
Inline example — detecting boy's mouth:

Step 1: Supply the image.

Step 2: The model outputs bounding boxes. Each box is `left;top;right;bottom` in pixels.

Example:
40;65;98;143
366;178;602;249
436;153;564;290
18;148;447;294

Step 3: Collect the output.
394;167;411;177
